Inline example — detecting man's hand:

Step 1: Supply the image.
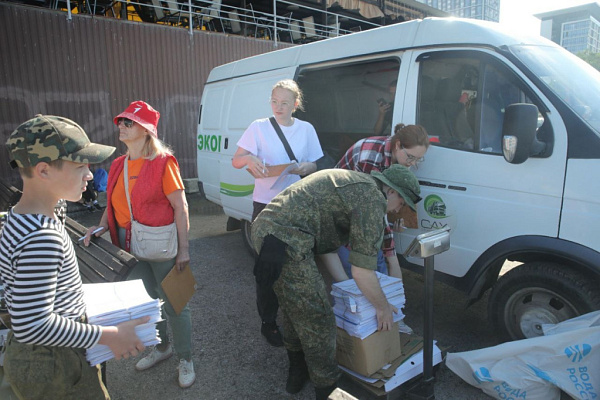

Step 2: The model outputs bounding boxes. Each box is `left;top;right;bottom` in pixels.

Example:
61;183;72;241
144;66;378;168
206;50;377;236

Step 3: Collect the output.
392;218;407;232
375;302;398;331
351;266;398;331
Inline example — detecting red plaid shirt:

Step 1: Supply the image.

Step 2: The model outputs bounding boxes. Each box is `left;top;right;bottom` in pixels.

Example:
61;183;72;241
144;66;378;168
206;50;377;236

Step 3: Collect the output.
335;136;396;257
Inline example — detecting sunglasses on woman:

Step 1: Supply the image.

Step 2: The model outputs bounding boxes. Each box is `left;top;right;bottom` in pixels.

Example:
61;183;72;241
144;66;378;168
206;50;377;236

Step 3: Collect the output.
117;118;134;128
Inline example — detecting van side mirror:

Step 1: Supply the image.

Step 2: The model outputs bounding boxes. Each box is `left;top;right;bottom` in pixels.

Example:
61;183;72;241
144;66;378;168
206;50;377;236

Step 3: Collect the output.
502;103;546;164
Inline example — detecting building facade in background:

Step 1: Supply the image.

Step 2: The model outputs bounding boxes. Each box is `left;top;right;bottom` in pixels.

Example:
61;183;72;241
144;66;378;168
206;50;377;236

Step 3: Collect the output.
535;2;600;54
415;0;500;22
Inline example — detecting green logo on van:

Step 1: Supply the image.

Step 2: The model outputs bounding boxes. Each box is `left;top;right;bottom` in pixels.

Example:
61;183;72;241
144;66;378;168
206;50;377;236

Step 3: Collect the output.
220;182;254;197
198;134;222;152
424;195;447;219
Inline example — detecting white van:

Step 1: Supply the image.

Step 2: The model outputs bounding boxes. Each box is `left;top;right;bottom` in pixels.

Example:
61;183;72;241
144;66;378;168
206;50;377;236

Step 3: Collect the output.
196;17;600;341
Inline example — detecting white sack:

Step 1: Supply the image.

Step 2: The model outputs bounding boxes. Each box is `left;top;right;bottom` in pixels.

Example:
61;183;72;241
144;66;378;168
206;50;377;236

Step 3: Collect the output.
446;321;599;400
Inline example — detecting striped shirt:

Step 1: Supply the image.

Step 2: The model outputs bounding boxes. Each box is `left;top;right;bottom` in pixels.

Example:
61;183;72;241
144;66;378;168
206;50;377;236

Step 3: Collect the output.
335;136;395;257
0;209;101;348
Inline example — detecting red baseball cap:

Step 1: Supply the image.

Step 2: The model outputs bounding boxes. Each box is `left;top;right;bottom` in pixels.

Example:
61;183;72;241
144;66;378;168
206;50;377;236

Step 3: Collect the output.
113;100;160;137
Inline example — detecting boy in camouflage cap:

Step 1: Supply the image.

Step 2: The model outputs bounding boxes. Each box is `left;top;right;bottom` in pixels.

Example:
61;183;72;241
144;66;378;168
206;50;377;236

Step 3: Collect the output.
251;164;420;400
1;115;149;400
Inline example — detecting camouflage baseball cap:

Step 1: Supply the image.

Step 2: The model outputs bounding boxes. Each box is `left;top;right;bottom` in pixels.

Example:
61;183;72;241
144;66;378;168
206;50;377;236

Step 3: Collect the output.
371;165;421;211
7;115;116;169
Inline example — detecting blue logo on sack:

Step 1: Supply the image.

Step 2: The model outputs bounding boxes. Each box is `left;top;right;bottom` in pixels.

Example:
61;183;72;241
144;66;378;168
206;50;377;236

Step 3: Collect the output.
565;344;591;362
473;367;494;383
528;364;557;384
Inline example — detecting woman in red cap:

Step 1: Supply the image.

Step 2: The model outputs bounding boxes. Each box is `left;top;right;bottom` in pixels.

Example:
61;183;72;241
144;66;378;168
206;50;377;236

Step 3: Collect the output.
84;100;195;388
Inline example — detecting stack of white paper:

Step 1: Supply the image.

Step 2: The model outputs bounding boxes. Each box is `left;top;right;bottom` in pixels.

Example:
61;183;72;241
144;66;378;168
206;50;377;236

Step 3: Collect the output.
83;280;162;366
331;272;405;339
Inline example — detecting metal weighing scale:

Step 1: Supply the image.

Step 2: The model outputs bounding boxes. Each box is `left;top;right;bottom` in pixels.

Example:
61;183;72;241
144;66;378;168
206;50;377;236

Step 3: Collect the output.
403;227;451;400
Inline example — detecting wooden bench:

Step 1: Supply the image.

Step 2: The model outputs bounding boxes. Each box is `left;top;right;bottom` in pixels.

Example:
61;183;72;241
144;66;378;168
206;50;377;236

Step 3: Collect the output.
0;179;137;284
0;179;21;211
64;218;138;283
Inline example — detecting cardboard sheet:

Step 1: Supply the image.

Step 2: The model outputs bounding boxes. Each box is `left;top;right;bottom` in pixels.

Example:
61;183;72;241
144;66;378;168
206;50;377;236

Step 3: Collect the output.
246;163;297;178
340;334;443;395
387;205;418;229
161;263;197;315
264;163;297;177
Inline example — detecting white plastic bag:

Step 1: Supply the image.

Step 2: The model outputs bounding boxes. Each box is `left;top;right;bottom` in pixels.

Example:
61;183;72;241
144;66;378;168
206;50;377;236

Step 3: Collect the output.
542;310;600;336
446;312;600;400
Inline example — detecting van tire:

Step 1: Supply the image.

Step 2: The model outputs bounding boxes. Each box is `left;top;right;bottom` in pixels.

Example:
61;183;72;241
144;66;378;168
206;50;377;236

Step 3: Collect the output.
488;262;600;342
241;220;256;257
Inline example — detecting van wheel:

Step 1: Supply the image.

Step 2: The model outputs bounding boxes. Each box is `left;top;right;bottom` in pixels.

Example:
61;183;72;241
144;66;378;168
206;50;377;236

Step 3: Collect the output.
241;220;256;256
488;262;600;342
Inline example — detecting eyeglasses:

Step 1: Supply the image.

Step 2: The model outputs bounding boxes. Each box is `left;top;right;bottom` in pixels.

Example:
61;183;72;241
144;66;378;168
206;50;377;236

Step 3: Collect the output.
401;146;425;165
117;118;134;128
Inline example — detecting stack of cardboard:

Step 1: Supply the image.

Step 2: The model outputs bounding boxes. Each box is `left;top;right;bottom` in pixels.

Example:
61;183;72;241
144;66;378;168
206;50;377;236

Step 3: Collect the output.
340;334;443;396
331;272;405;339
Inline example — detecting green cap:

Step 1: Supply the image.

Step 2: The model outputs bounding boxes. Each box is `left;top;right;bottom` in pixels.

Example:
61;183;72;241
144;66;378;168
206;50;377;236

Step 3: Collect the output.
371;165;421;211
7;115;115;169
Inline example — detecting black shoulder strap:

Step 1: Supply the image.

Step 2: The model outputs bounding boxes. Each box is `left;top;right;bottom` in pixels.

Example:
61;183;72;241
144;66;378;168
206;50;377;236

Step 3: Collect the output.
269;117;297;162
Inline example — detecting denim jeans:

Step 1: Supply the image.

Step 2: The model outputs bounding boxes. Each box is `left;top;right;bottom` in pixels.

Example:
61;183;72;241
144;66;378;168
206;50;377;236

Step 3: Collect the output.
337;245;388;278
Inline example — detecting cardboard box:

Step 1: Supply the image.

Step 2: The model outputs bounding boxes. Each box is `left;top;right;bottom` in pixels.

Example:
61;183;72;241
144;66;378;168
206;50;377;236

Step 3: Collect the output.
336;323;401;376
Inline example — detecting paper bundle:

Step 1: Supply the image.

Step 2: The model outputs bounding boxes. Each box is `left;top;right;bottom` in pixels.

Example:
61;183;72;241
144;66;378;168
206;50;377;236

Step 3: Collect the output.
331;272;405;339
83;280;162;366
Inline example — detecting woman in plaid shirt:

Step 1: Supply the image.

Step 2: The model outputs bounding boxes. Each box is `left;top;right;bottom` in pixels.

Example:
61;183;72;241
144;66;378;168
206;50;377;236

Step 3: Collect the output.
330;123;429;333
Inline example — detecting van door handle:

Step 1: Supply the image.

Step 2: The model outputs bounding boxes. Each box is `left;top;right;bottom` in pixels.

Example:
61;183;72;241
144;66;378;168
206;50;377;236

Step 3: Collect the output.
419;180;446;189
419;180;466;191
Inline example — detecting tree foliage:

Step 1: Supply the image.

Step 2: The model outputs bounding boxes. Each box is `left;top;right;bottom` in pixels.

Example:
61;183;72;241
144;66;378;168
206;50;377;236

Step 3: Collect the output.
577;51;600;71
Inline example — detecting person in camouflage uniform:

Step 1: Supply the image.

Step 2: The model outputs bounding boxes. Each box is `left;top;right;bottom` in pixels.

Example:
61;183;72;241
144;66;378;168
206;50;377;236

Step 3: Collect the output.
251;164;421;400
1;115;148;400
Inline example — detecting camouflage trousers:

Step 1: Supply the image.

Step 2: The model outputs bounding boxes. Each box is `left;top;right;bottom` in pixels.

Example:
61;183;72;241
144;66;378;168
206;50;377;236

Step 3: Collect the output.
3;332;109;400
273;249;342;388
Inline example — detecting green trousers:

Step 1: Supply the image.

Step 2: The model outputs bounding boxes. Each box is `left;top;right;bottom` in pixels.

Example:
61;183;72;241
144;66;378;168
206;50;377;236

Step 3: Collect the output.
3;332;109;400
273;251;341;388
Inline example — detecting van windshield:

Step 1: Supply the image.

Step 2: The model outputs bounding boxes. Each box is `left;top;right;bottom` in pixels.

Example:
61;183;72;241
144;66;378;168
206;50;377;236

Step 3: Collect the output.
511;45;600;134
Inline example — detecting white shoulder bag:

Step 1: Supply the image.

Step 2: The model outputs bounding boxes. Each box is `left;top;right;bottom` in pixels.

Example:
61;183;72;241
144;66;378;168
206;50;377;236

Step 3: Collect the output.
124;156;178;261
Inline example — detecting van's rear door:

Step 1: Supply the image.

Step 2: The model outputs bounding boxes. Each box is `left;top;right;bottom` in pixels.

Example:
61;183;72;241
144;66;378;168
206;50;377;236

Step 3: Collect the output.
198;80;230;206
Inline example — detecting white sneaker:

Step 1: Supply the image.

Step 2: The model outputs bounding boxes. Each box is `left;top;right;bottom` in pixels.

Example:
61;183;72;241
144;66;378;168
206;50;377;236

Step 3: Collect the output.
398;320;414;335
178;359;196;388
135;344;173;371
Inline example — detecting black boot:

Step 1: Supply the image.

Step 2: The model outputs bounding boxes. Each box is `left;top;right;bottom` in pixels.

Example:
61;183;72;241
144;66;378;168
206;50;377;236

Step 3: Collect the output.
314;383;338;400
286;350;309;394
261;322;283;347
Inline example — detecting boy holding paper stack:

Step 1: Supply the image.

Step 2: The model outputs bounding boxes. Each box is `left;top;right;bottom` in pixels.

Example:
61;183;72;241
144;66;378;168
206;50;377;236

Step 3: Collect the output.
0;115;149;399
